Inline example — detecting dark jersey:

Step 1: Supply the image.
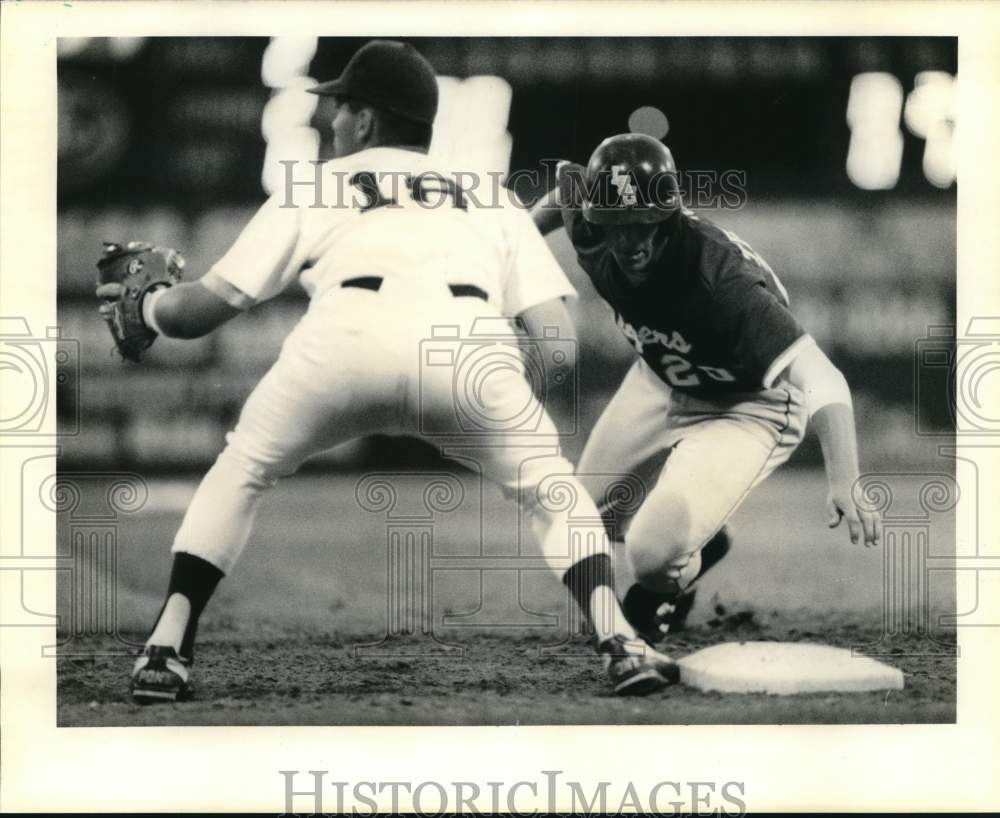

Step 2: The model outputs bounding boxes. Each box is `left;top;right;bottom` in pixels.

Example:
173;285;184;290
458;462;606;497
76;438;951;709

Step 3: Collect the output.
563;207;806;399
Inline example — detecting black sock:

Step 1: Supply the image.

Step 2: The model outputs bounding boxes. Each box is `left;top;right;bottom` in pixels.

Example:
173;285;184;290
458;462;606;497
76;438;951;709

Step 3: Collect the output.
561;553;615;636
152;553;224;662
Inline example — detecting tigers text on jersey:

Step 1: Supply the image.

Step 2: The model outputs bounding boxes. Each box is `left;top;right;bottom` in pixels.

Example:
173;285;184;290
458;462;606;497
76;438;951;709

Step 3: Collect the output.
202;147;574;317
563;206;806;398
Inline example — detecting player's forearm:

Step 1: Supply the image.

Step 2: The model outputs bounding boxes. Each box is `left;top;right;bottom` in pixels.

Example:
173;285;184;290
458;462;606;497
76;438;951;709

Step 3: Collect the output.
810;401;861;489
783;339;860;487
531;188;563;236
144;280;241;339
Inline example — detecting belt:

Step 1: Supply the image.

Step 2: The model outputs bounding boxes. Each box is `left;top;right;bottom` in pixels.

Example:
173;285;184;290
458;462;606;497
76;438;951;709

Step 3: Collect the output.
341;276;488;301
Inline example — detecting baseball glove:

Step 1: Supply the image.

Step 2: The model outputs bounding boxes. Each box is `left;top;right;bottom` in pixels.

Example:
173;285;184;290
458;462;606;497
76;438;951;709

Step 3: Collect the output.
96;241;185;362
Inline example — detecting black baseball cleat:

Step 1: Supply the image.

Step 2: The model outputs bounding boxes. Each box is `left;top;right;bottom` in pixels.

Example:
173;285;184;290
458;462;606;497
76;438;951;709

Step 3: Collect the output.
129;645;194;704
624;526;733;643
599;634;680;696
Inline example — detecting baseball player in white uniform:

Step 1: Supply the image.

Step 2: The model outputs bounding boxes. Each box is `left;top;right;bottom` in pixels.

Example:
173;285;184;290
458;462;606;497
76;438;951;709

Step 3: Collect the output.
99;41;678;703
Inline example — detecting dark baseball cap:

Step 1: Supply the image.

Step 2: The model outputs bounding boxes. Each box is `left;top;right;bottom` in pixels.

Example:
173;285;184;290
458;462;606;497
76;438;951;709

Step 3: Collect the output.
308;40;438;125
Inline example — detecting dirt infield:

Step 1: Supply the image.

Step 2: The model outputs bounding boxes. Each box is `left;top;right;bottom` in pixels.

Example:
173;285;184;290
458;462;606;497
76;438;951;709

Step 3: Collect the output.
55;469;957;726
59;619;955;727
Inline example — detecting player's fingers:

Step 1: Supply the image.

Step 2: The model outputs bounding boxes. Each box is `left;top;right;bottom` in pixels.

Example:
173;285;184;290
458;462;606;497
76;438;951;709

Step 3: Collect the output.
96;283;124;300
858;509;873;546
844;509;862;545
861;510;881;547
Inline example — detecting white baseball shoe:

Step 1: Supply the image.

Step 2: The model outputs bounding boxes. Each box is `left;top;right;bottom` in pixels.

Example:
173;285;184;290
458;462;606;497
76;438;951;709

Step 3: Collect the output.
598;634;680;696
129;645;194;704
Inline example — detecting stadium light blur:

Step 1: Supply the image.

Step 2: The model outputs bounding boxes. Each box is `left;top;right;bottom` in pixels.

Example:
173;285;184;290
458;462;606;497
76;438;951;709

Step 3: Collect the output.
262;36;318;89
57;37;145;60
261;38;321;195
846;72;904;190
904;71;956;188
431;76;513;180
628;106;670;140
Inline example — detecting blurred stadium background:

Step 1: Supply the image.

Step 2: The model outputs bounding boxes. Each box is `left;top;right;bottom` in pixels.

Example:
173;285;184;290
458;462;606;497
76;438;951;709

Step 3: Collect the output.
56;37;956;471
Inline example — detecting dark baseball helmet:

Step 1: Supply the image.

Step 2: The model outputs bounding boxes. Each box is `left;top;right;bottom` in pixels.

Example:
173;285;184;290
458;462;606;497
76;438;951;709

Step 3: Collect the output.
581;133;681;225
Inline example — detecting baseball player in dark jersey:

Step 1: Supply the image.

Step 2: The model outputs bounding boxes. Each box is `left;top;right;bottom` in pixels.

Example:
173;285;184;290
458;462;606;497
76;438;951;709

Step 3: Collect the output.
533;134;880;642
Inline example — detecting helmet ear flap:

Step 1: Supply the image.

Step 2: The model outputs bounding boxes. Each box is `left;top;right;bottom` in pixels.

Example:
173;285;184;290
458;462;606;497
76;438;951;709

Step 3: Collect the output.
651;169;682;211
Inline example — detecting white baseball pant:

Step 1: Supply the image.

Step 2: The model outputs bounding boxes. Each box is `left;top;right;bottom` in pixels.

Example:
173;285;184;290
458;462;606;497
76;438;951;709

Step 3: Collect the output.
577;357;807;593
172;281;607;576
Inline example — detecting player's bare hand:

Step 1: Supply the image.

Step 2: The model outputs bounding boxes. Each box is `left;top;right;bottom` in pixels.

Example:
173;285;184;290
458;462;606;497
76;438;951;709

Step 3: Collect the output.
827;485;880;547
96;282;124;324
